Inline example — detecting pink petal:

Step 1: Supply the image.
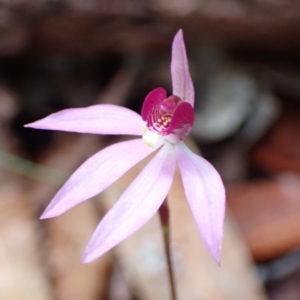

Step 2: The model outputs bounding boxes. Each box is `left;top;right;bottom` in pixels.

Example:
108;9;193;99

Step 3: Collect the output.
176;142;226;264
82;143;176;263
25;104;144;136
165;102;194;139
171;29;195;107
141;87;167;121
41;139;155;219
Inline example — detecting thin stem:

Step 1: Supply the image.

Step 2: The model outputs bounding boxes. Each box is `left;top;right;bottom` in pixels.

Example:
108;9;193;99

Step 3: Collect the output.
0;149;68;184
158;200;177;300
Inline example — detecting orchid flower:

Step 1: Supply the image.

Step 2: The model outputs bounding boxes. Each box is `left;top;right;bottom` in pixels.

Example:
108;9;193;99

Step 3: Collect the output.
25;30;225;264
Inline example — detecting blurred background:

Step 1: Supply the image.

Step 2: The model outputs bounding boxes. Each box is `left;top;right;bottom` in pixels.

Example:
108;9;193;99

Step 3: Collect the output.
1;0;300;299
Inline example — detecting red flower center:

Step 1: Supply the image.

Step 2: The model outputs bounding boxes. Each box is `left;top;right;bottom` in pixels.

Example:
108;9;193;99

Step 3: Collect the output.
148;96;182;134
142;87;194;140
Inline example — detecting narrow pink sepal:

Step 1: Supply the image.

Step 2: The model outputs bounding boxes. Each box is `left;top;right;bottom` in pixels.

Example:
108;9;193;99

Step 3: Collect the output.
176;142;226;265
41;139;155;219
171;29;195;107
25;104;144;136
82;143;176;263
141;87;166;121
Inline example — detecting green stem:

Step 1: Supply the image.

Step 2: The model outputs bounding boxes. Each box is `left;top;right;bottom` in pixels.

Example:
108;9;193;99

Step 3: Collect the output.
0;149;68;185
159;200;177;300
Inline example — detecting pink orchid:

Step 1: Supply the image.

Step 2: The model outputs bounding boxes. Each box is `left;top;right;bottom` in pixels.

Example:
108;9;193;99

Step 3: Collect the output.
25;30;225;264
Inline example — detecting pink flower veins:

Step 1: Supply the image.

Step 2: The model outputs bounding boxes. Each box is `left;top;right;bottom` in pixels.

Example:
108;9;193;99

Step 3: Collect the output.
25;30;226;264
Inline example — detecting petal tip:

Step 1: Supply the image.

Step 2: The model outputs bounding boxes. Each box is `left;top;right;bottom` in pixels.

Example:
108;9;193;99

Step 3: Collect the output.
24;120;46;129
24;122;36;128
81;249;97;264
81;255;90;264
174;29;183;40
40;214;51;220
173;29;185;49
214;253;222;267
40;208;58;219
207;244;222;266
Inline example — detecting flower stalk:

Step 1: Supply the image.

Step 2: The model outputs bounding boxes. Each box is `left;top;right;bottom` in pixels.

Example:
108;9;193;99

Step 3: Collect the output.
158;200;177;300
